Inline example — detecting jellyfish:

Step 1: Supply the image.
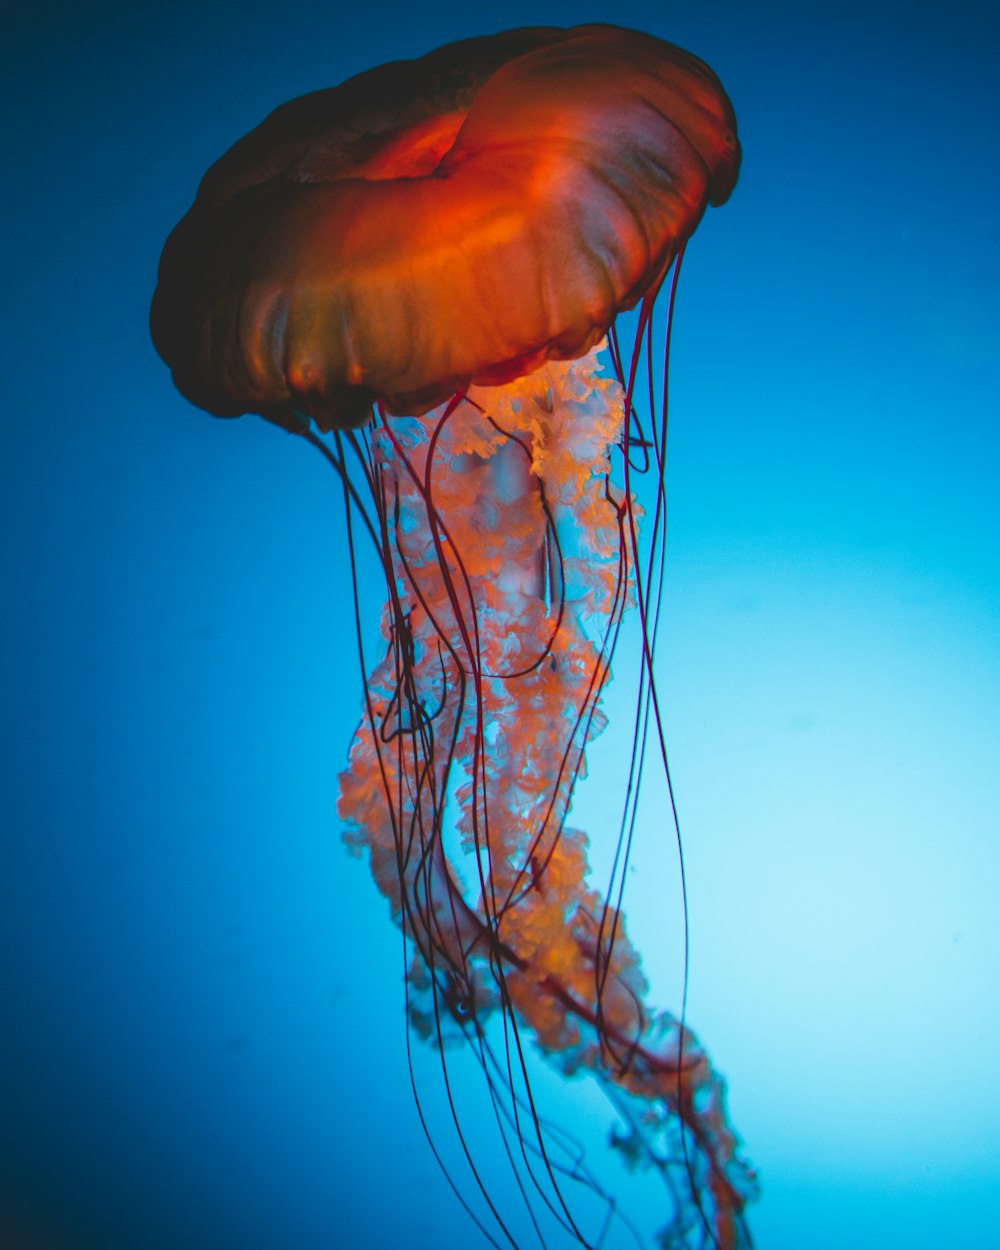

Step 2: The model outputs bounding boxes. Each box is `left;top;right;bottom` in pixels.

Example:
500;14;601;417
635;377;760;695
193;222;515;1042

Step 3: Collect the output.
151;24;754;1250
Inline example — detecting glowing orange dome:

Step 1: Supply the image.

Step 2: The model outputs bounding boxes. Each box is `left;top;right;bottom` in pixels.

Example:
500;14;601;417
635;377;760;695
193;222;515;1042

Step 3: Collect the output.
150;24;739;431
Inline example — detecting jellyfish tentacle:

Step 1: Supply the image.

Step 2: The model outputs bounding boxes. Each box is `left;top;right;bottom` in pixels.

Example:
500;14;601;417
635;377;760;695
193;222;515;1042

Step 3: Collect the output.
337;346;756;1249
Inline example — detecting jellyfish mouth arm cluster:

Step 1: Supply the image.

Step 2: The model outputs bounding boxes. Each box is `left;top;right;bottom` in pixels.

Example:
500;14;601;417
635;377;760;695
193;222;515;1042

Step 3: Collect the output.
336;349;756;1249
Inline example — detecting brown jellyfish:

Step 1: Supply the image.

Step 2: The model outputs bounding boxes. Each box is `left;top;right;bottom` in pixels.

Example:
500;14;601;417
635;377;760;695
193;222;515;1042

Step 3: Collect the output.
151;24;754;1250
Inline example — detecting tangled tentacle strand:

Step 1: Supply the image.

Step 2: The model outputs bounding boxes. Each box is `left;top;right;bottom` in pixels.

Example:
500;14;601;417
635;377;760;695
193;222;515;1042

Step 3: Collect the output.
337;341;757;1249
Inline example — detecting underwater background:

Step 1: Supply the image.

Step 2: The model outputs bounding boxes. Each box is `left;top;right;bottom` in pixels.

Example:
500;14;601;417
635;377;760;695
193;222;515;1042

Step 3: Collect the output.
1;1;998;1248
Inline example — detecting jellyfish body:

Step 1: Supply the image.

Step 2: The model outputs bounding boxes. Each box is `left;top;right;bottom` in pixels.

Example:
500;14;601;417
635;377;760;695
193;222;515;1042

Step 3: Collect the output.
152;24;753;1249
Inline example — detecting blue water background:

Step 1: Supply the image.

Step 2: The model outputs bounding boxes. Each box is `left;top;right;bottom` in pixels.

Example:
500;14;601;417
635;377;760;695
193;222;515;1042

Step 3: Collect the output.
2;2;998;1248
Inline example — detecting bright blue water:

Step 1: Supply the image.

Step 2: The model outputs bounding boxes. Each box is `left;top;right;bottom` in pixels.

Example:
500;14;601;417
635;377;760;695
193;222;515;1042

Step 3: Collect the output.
2;2;998;1248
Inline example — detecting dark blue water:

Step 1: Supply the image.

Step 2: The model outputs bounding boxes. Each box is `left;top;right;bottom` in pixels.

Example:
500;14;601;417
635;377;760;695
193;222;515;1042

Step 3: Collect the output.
2;3;998;1248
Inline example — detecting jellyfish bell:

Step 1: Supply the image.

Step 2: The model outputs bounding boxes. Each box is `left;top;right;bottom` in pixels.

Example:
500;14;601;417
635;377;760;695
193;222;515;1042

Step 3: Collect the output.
150;24;738;432
152;23;753;1250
